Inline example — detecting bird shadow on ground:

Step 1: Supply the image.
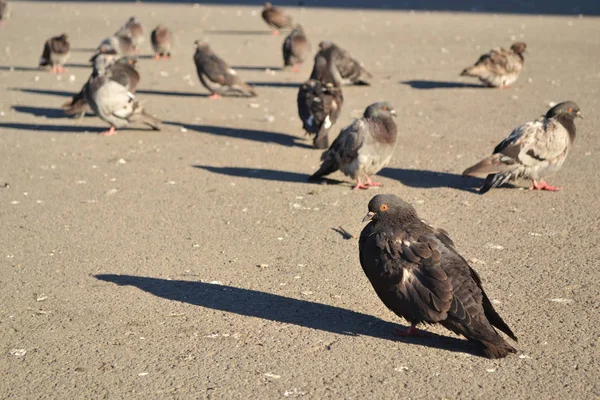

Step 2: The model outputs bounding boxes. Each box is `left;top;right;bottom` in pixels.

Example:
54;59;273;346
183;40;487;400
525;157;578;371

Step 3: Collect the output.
248;81;300;89
136;55;156;60
331;226;356;240
400;80;484;90
0;66;45;72
380;168;486;193
95;274;484;358
231;65;283;71
12;106;68;119
202;29;273;35
194;165;345;185
164;121;312;148
64;63;91;69
136;89;208;98
0;122;150;134
12;88;74;97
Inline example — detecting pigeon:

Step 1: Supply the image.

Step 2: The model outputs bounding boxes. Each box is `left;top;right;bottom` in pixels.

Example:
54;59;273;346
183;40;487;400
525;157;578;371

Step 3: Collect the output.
39;34;70;73
297;58;343;149
312;41;372;86
463;101;582;193
282;24;310;72
460;42;526;88
359;194;518;359
193;41;257;99
261;2;293;35
309;102;396;189
96;35;136;57
0;0;9;25
64;53;140;117
83;68;160;136
151;25;172;60
116;16;144;50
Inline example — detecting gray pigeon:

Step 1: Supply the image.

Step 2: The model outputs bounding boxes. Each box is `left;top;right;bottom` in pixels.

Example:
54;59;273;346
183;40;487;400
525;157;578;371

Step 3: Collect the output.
193;41;257;99
463;101;582;193
116;16;144;50
297;62;343;149
83;69;160;136
39;34;70;73
151;24;172;60
96;34;136;57
360;194;518;359
309;102;396;189
261;2;293;35
312;41;372;86
460;42;526;88
283;24;309;72
64;52;140;117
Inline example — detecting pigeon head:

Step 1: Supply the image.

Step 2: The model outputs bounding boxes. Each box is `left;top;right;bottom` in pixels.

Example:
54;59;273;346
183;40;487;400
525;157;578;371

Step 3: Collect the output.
363;194;417;223
364;102;396;119
58;33;68;40
264;2;272;8
194;40;210;50
318;41;333;51
510;42;526;54
546;101;583;119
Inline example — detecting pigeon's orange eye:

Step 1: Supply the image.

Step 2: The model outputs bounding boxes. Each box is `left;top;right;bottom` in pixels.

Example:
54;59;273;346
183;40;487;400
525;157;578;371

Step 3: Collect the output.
568;108;573;112
382;106;388;111
380;204;388;211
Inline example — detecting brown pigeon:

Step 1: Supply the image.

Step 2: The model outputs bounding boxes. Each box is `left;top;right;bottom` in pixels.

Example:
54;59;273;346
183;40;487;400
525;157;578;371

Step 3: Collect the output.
309;102;396;189
39;34;70;73
193;41;256;99
151;25;172;60
463;101;582;193
312;41;372;86
460;42;526;88
282;24;309;72
359;194;518;359
261;2;293;35
116;16;144;50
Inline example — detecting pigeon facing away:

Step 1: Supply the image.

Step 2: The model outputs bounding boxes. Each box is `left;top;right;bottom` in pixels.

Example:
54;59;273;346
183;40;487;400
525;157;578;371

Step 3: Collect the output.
463;101;582;193
96;35;136;57
312;41;372;86
359;194;518;359
39;34;70;73
297;57;343;149
116;17;144;50
460;42;526;88
151;25;172;60
193;41;257;99
83;70;160;136
283;24;309;72
261;2;293;35
309;102;396;189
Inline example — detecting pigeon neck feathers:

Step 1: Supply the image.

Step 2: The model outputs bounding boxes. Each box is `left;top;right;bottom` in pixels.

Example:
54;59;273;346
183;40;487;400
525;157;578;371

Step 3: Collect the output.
553;113;577;142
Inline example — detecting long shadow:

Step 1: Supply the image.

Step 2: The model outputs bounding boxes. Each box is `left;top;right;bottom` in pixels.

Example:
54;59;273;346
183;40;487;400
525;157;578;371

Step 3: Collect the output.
95;274;483;357
136;89;208;98
194;165;345;185
231;65;283;72
379;168;486;193
164;121;312;149
0;122;148;134
248;81;301;89
203;29;273;35
64;63;91;69
0;66;44;72
12;88;74;97
401;80;484;90
12;106;68;119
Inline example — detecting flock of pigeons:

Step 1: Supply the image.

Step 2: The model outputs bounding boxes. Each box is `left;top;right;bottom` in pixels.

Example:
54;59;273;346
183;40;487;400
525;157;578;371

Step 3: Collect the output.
11;2;587;359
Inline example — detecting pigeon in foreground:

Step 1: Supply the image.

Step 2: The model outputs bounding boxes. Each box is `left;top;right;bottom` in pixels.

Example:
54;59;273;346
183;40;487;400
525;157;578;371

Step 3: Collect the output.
463;101;582;193
193;41;256;99
151;25;172;60
460;42;526;88
312;41;372;86
39;34;70;73
96;35;136;57
83;69;160;136
283;24;309;72
116;16;144;50
309;102;396;189
297;58;343;149
261;2;293;35
359;194;518;359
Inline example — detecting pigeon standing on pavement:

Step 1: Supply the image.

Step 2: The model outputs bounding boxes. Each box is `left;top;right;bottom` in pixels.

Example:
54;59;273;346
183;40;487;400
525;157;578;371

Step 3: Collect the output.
116;16;144;50
460;42;526;88
309;102;396;189
39;34;70;73
359;194;518;359
297;57;343;149
83;67;160;136
96;34;136;57
282;24;309;72
312;41;372;86
193;41;257;99
151;25;172;60
261;2;293;35
463;101;582;193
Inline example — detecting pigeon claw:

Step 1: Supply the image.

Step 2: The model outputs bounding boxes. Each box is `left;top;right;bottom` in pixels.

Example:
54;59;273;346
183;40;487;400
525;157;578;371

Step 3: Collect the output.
365;176;382;187
271;29;280;36
208;93;222;100
99;127;117;136
353;178;370;190
529;180;561;192
394;325;423;337
154;54;160;60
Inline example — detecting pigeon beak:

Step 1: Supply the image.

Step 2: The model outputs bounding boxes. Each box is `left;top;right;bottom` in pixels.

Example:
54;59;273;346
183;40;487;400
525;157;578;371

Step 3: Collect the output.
362;211;376;223
576;111;584;119
390;110;397;117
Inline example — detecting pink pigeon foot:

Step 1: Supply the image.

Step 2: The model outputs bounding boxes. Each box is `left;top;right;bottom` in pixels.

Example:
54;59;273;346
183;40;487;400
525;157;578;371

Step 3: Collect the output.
353;178;369;190
99;127;116;136
154;54;160;60
271;29;280;36
365;176;382;187
208;93;222;100
394;324;423;337
529;179;561;191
